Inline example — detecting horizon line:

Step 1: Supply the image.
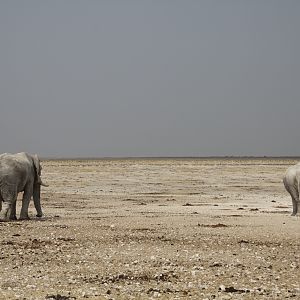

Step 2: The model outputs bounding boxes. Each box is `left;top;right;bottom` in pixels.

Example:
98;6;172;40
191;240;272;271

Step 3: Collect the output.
41;155;300;160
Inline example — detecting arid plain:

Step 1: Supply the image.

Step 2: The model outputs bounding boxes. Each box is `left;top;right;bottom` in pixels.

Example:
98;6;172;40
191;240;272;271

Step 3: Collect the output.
0;158;300;300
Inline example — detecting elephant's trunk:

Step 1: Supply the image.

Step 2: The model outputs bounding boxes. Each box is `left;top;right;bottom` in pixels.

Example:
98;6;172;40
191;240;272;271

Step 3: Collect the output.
33;183;43;217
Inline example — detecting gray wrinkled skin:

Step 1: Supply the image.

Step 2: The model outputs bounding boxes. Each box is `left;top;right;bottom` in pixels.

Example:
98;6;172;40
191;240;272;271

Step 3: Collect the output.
0;152;45;221
283;163;300;216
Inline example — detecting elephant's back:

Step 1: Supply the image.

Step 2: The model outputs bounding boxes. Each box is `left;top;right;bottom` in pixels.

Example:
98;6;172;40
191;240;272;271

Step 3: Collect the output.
0;153;31;178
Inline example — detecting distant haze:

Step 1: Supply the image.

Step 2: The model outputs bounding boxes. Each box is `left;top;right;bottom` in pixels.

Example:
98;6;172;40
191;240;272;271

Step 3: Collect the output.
1;1;299;157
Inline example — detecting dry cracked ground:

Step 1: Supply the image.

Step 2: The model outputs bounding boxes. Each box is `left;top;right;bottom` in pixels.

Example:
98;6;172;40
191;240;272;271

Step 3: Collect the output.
0;158;300;300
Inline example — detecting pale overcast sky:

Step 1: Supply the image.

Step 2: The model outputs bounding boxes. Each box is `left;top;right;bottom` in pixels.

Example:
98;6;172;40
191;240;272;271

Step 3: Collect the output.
0;1;299;157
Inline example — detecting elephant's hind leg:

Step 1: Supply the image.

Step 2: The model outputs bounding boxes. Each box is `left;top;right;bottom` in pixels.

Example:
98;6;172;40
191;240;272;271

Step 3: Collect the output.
9;201;17;220
19;188;32;220
287;186;299;216
0;193;2;212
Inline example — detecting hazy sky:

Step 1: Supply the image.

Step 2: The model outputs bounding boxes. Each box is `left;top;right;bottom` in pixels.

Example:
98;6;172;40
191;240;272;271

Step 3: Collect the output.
1;1;299;157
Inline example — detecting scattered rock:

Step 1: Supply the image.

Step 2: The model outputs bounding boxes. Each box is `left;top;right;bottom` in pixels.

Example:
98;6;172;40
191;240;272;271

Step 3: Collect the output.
198;223;228;228
211;262;222;267
219;286;249;293
45;295;76;300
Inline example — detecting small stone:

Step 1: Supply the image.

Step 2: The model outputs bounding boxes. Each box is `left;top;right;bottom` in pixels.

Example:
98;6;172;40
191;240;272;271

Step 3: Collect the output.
153;291;161;297
220;295;232;300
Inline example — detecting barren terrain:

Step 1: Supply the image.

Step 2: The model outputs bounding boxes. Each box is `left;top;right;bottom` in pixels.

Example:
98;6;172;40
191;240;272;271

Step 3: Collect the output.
0;158;300;300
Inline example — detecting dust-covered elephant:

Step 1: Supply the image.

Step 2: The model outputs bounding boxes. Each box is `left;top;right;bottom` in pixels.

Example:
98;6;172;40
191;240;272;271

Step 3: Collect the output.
0;152;47;221
283;163;300;216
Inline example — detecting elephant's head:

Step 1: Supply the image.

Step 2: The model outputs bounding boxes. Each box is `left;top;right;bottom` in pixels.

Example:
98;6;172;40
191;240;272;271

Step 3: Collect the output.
32;154;48;217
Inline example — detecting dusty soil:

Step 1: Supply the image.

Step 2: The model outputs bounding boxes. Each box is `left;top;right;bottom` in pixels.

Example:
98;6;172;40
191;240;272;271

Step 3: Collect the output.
0;158;300;300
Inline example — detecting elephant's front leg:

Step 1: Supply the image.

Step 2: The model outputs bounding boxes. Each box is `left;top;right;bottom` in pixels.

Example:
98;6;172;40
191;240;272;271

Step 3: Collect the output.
0;201;12;221
0;188;16;221
19;189;32;220
295;200;300;217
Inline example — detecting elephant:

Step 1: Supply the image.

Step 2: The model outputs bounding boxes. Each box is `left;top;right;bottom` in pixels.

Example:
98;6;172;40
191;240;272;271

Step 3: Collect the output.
283;163;300;216
0;152;47;221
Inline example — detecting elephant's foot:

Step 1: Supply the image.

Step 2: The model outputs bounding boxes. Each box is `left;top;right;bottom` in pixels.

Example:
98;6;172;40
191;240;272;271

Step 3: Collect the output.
0;218;9;222
19;215;30;221
36;213;43;218
0;215;10;222
9;215;18;221
291;212;300;217
0;212;9;222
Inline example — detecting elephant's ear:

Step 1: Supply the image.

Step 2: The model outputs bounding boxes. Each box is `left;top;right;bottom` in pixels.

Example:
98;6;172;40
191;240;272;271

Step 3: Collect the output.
32;154;42;184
